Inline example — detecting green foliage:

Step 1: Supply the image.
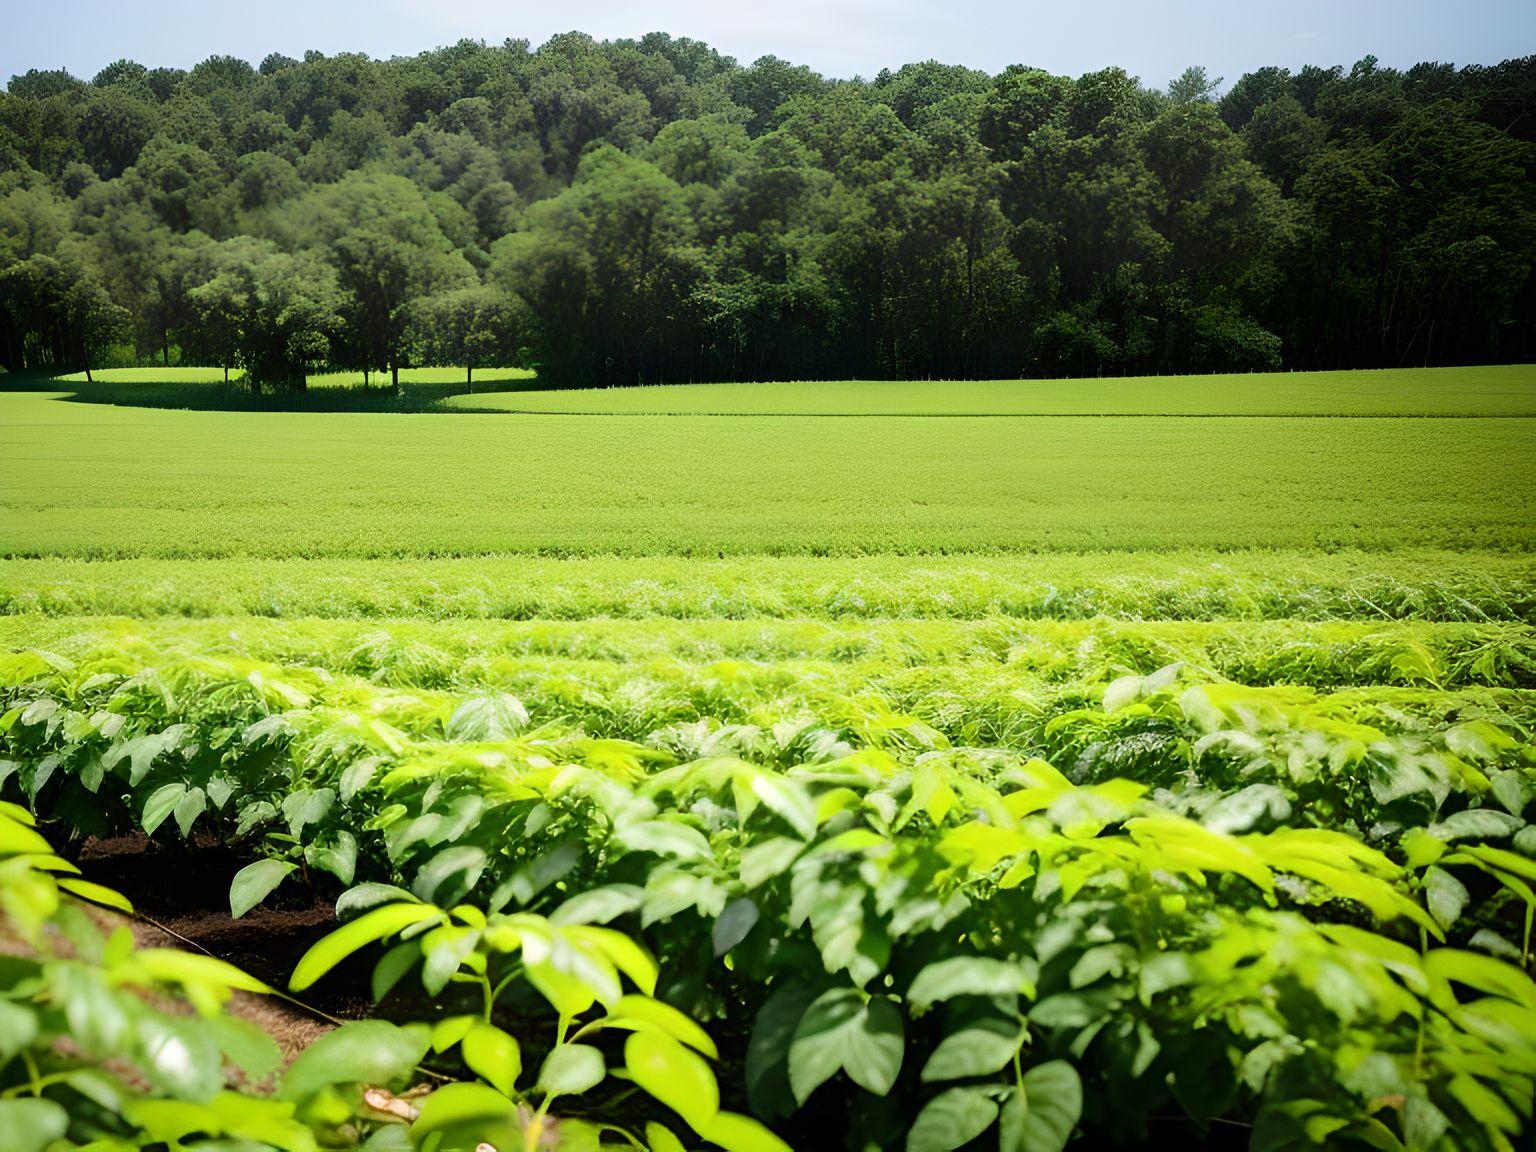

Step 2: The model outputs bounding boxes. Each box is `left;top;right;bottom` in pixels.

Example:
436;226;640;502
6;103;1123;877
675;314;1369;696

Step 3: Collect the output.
2;596;1534;1148
4;39;1534;380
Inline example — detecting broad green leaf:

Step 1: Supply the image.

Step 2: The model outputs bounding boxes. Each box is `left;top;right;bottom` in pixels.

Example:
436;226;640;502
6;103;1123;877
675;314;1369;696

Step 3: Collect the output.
141;782;187;836
614;819;712;861
463;1022;521;1096
698;1110;794;1152
446;692;528;741
624;1030;720;1132
537;1043;605;1097
713;897;760;956
608;993;719;1058
550;884;644;925
306;831;359;886
922;1019;1023;1082
412;844;487;904
229;859;298;919
788;989;903;1102
1001;1061;1082;1152
0;1097;65;1152
909;957;1029;1009
410;1082;520;1149
280;1020;430;1102
1423;866;1468;931
908;1086;1000;1152
173;786;206;837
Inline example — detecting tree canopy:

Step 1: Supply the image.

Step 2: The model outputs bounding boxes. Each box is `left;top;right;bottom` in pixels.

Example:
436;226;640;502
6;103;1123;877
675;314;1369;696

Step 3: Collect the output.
2;37;1532;387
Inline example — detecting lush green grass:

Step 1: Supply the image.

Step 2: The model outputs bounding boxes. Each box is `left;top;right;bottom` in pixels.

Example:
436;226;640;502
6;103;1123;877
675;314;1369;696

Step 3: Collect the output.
445;364;1536;417
2;389;1532;556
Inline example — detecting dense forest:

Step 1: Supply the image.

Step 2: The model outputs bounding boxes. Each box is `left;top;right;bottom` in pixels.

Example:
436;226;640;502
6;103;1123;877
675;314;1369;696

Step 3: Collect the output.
1;34;1533;388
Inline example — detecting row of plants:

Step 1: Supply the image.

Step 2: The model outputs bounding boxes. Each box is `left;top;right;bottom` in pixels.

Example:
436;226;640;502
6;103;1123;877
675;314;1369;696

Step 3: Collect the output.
3;640;1535;1148
2;554;1532;623
5;617;1533;693
0;801;784;1152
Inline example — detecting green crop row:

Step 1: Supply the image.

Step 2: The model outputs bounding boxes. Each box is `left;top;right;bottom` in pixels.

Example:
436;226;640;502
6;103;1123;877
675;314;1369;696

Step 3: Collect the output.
5;391;1534;557
2;553;1533;623
3;642;1534;1150
4;615;1533;695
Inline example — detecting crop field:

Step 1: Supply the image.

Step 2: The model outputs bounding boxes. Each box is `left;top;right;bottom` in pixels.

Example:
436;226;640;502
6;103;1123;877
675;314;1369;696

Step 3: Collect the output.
446;364;1536;417
3;386;1535;556
2;369;1535;1152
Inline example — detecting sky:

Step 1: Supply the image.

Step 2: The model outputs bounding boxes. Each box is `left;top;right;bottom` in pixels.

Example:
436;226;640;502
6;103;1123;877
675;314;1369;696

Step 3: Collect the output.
5;0;1534;90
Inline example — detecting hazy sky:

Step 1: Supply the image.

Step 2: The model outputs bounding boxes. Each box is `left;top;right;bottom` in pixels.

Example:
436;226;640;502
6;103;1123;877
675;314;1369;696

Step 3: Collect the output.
6;0;1534;89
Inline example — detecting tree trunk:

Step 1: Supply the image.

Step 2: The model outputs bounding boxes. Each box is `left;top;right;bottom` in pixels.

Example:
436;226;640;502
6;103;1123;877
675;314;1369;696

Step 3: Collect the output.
466;364;472;386
84;363;93;383
391;361;399;390
364;366;370;387
223;363;229;384
163;338;169;368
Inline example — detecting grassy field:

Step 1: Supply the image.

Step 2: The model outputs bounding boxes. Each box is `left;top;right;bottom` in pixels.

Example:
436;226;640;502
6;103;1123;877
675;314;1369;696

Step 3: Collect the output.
445;364;1536;416
1;387;1532;555
3;367;1534;1150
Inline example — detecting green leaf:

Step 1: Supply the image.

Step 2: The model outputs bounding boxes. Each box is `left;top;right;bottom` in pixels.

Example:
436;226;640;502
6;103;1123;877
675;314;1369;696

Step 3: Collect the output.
908;1086;1000;1152
908;957;1029;1009
280;1020;430;1102
306;830;359;885
289;902;442;991
698;1110;794;1152
538;1043;605;1097
0;1001;37;1061
412;844;487;904
141;782;187;835
173;786;206;837
740;837;804;889
646;1122;689;1152
373;941;421;1002
229;859;298;919
462;1022;521;1096
746;983;818;1120
614;819;712;861
446;692;528;741
1428;809;1524;843
550;884;645;925
713;897;760;956
1001;1062;1082;1152
747;771;818;839
607;993;719;1058
1423;866;1468;931
57;877;133;913
410;1082;520;1150
624;1030;720;1132
0;1093;65;1148
922;1019;1023;1082
788;989;904;1103
281;787;335;838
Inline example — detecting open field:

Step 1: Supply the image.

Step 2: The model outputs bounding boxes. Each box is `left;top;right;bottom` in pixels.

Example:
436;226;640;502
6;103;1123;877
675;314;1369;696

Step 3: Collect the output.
3;368;1535;1151
446;364;1536;417
2;388;1533;555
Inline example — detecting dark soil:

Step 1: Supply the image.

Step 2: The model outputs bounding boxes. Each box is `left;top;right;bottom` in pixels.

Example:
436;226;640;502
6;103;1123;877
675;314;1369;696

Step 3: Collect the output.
69;832;375;1020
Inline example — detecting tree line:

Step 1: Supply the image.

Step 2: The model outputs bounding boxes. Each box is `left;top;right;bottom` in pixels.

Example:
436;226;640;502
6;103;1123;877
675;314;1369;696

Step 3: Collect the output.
1;35;1532;390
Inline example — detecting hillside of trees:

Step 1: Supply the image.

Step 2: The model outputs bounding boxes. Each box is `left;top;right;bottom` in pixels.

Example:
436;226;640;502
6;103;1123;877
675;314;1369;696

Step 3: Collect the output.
1;35;1533;389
